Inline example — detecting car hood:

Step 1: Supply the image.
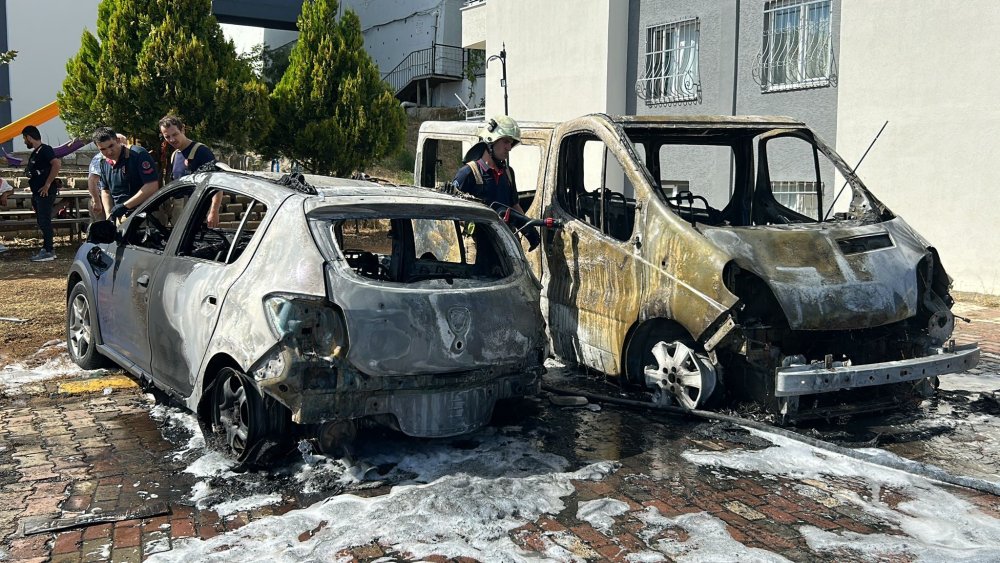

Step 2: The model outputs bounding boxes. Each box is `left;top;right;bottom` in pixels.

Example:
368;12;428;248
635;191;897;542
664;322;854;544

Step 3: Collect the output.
700;218;930;330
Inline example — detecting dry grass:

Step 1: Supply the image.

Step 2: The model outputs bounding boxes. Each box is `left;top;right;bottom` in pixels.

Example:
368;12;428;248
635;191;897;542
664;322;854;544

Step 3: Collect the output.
0;235;76;365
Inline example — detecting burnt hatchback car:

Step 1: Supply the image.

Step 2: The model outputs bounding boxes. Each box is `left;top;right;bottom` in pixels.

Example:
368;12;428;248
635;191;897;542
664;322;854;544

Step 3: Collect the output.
66;171;547;463
417;115;981;422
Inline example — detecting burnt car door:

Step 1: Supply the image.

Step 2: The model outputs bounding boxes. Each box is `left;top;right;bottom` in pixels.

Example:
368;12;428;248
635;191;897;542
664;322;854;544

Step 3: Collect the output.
541;124;644;375
96;184;195;375
147;186;271;396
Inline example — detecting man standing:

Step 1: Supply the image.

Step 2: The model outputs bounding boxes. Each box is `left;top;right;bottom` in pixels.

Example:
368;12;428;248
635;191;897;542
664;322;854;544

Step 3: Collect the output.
22;126;61;262
158;115;221;226
93;127;159;223
451;115;540;250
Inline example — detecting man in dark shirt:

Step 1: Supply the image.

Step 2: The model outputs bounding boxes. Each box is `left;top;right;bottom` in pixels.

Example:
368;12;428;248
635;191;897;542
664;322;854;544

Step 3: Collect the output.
159;115;222;226
22;126;62;261
93;127;159;223
451;115;540;250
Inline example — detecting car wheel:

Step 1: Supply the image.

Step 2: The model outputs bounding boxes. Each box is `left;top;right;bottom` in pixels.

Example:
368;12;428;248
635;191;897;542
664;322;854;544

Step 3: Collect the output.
643;340;718;410
209;367;291;466
66;282;108;370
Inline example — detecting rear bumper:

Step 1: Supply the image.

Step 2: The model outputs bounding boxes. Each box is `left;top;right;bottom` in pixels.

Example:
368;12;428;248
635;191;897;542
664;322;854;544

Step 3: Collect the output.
267;365;543;436
774;343;980;397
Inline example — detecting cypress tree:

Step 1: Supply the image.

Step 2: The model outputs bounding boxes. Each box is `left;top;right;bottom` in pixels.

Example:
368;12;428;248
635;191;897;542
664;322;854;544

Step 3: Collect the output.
269;0;405;176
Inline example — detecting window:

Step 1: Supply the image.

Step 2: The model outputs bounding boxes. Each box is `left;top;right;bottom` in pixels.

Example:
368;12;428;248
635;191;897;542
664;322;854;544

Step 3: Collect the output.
556;135;637;242
760;135;824;222
771;181;822;217
124;185;194;253
177;188;267;264
758;0;834;92
637;19;699;104
330;215;513;284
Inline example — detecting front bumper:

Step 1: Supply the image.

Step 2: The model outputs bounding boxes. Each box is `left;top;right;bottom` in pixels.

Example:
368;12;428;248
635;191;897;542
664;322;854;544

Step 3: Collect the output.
774;343;980;397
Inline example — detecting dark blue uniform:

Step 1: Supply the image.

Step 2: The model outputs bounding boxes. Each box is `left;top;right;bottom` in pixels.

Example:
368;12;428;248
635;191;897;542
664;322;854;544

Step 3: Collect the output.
99;145;158;206
452;158;540;250
453;159;518;208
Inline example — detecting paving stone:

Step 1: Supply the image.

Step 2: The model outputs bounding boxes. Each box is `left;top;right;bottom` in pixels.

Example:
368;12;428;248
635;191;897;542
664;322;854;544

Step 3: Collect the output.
6;534;50;560
110;546;142;563
80;537;112;562
50;553;82;563
81;523;113;541
52;529;83;554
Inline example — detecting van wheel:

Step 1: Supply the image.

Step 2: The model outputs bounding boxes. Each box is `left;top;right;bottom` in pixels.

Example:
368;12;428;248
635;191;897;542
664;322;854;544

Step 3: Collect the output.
66;282;109;370
643;340;717;411
209;367;290;466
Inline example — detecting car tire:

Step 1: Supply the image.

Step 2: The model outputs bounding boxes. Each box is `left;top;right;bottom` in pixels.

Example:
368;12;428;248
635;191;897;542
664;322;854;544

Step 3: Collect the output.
66;282;109;370
208;367;292;466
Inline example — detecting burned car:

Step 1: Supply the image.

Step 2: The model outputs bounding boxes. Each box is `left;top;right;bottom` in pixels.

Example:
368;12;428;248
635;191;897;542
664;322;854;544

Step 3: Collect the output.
416;114;980;422
66;171;547;463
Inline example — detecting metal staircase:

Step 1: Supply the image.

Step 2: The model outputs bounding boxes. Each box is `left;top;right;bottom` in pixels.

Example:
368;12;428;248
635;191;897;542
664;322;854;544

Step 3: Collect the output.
383;44;482;105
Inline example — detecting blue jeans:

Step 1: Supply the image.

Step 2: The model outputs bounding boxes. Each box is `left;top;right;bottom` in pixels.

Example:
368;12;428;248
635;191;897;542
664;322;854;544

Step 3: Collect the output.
31;189;57;252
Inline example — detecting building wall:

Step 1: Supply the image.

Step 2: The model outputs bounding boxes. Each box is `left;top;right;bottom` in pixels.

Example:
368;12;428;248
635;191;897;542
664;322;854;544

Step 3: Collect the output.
265;0;470;107
5;0;98;150
627;0;840;207
483;0;628;121
837;1;1000;294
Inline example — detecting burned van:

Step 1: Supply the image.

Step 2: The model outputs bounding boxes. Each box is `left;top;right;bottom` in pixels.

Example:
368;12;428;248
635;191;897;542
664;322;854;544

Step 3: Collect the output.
416;114;980;421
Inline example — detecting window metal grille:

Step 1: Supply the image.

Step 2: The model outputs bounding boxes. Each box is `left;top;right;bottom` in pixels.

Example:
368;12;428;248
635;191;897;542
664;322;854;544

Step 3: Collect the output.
772;180;822;217
753;0;835;92
637;19;700;104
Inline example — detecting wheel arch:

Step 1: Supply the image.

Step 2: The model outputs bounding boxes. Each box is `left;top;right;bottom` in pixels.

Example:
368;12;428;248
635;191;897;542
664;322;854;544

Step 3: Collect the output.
196;353;244;420
621;317;692;386
66;271;105;347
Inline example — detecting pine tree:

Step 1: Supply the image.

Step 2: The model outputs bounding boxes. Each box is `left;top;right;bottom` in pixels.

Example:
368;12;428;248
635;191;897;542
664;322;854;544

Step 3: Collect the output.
269;0;405;176
59;0;271;159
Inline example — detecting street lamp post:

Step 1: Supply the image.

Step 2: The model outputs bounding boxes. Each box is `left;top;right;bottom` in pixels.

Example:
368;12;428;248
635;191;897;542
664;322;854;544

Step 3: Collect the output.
487;43;508;116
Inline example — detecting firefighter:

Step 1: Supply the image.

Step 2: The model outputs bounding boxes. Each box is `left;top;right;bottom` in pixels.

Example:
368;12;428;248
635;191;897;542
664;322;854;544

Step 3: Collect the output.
450;115;540;250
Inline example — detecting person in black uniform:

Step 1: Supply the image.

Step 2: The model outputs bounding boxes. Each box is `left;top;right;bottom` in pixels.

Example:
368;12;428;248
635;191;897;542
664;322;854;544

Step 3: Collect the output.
451;115;540;250
93;127;159;223
21;125;62;262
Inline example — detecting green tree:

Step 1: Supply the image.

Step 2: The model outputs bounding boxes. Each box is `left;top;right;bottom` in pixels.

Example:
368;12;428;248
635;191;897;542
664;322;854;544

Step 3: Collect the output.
58;0;271;159
268;0;405;176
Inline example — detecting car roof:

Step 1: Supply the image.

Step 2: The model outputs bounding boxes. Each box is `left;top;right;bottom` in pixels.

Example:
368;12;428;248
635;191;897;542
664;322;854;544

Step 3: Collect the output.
194;169;487;210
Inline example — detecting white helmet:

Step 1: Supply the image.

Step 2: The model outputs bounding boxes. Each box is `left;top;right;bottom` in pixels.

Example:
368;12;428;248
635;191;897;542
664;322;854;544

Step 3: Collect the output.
478;115;521;146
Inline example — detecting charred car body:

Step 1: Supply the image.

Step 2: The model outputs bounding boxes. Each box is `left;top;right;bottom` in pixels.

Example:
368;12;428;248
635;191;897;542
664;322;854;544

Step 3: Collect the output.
66;171;547;462
416;114;980;422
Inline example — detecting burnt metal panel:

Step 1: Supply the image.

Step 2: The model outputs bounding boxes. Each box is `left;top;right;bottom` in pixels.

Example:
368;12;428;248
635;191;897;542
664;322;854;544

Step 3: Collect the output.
701;218;927;330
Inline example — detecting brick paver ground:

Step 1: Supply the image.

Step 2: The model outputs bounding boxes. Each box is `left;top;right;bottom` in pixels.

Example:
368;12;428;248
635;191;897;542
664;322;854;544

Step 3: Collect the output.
1;300;998;562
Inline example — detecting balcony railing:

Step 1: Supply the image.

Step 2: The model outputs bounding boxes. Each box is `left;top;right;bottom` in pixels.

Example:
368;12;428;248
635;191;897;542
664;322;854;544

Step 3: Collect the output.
383;43;480;95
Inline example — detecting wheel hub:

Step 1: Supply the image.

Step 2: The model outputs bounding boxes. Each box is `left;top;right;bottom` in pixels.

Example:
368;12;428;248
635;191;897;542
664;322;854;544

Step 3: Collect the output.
68;294;91;360
217;375;251;456
643;340;717;410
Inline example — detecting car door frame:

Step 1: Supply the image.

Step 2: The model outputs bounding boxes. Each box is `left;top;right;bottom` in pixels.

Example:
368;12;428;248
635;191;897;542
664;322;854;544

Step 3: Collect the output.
539;119;647;376
147;181;272;397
